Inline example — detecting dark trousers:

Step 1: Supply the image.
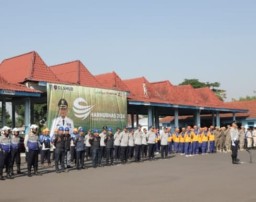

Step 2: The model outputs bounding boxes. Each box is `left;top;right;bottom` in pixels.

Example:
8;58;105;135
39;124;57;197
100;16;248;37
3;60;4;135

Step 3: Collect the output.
120;146;128;163
141;144;148;158
76;150;85;169
106;148;114;165
148;144;155;159
0;151;11;175
128;146;134;159
92;148;100;167
161;145;168;158
27;150;39;173
86;147;91;159
70;146;76;162
114;146;120;160
55;149;65;171
11;149;21;172
134;145;141;161
41;150;51;164
99;146;106;164
231;141;239;163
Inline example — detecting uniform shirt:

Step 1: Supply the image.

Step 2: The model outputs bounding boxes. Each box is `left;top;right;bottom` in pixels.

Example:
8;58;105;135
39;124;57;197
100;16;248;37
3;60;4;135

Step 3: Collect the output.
24;132;40;151
120;131;129;146
142;133;148;145
160;132;168;145
179;132;185;143
172;133;180;143
230;127;239;144
128;133;135;147
201;133;209;142
134;129;143;145
11;136;21;150
114;132;121;146
147;131;156;144
85;134;91;147
39;135;51;150
99;132;107;147
50;116;74;137
0;135;11;152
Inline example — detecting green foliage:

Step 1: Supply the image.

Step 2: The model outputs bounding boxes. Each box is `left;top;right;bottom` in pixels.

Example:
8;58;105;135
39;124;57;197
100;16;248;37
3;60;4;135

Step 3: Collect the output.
237;96;256;101
179;78;226;101
0;107;12;127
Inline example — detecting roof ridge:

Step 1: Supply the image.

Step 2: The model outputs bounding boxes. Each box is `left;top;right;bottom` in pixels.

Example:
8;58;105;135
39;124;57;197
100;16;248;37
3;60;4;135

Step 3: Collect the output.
50;60;80;68
1;51;36;63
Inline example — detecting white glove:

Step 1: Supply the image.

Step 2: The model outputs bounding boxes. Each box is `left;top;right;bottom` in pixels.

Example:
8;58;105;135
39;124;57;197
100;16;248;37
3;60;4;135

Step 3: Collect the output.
231;142;235;146
26;147;29;152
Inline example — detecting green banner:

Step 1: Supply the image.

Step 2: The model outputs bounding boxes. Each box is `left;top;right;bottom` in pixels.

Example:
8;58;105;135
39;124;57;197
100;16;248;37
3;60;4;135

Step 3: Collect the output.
47;83;127;135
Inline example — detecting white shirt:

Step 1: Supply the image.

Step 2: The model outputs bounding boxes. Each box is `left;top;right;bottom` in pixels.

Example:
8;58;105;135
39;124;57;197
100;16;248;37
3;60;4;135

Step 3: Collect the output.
128;133;135;147
114;131;121;146
160;132;168;145
99;132;107;146
120;131;129;146
142;132;148;145
147;131;156;144
85;134;91;147
134;129;143;145
50;116;74;137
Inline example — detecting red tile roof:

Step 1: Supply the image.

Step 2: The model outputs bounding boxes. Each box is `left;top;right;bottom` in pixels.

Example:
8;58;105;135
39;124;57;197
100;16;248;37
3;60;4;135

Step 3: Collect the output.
225;100;256;118
0;75;41;93
95;72;130;92
123;77;169;103
151;81;224;107
50;60;102;88
0;51;59;84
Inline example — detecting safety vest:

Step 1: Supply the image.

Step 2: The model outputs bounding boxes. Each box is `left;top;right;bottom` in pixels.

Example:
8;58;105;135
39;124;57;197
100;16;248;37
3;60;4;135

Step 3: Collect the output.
11;136;20;150
172;133;180;143
202;133;209;142
168;135;172;142
179;133;185;143
0;135;11;152
184;133;191;143
198;133;203;143
27;133;39;151
208;132;215;141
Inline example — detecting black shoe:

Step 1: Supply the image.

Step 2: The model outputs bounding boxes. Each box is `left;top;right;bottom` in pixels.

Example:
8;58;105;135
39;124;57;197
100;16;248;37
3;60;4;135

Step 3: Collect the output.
0;176;5;180
67;165;72;168
28;173;32;177
17;171;23;174
6;174;14;179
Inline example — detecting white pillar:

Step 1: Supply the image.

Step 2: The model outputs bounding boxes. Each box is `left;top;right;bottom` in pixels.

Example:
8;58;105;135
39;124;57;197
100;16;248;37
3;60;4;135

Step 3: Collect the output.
195;110;201;127
232;113;236;122
216;111;220;127
148;107;153;129
1;98;6;127
24;98;31;135
174;108;179;128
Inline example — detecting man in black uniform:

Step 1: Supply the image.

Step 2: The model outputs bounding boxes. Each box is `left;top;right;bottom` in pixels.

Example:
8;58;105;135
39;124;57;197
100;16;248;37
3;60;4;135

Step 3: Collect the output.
0;126;13;180
90;129;101;168
105;128;114;166
53;126;66;173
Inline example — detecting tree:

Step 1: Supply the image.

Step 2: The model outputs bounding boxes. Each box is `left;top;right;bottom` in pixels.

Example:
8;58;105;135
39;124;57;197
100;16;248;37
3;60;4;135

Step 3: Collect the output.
179;79;226;101
237;95;256;101
0;107;12;127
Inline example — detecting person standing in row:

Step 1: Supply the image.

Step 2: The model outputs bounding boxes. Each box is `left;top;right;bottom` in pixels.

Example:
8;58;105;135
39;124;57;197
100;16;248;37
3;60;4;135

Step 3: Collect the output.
99;128;107;165
25;124;41;177
160;127;169;159
10;128;22;175
230;122;240;164
70;128;78;163
134;126;143;162
53;126;65;173
147;127;156;160
141;128;148;158
114;128;121;161
120;127;129;164
85;130;92;160
64;127;72;169
105;128;114;166
0;126;13;180
39;128;51;167
128;129;135;159
90;129;101;168
75;128;86;169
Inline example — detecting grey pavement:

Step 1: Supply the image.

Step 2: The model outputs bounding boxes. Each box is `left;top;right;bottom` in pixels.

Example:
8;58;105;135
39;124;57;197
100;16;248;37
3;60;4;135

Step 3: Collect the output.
1;151;256;202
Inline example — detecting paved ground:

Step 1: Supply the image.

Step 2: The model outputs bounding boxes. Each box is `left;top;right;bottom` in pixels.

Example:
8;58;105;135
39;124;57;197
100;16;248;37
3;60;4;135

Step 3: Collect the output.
1;151;256;202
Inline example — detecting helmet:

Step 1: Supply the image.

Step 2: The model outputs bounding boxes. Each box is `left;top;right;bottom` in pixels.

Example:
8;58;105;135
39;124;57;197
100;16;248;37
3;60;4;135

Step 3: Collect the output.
58;126;64;131
30;124;38;129
65;127;70;131
2;126;11;131
12;128;19;132
79;128;84;133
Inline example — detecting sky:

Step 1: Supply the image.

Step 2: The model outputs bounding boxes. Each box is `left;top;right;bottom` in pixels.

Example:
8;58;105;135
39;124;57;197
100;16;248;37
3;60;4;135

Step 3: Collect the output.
0;0;255;101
